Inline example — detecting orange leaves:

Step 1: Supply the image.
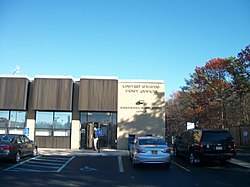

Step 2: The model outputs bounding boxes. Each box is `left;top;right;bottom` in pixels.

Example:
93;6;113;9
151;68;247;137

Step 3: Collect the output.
205;58;231;71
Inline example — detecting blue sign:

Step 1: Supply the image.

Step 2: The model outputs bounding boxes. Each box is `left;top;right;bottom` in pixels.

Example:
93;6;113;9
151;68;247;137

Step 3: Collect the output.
24;127;29;136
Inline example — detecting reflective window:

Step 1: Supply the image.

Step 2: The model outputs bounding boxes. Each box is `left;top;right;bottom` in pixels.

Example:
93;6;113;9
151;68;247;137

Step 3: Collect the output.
54;112;71;129
35;111;72;136
80;112;117;125
9;111;26;128
36;112;53;129
0;111;9;128
0;110;26;133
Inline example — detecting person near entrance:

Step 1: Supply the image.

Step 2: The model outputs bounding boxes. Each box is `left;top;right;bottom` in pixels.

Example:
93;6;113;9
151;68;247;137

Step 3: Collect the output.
93;126;103;151
93;127;98;151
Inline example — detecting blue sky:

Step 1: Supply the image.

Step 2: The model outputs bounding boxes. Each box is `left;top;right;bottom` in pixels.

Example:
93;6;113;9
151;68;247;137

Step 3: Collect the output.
0;0;249;99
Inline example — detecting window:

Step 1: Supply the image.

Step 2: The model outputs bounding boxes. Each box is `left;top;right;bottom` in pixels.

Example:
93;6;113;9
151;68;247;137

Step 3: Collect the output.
9;111;26;128
80;112;117;125
35;111;72;137
0;110;26;134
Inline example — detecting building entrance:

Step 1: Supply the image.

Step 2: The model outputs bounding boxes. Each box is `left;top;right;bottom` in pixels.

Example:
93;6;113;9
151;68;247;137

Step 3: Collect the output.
80;112;117;149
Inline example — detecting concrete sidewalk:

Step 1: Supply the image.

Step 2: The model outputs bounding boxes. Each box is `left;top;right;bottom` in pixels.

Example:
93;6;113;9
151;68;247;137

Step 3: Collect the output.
229;158;250;169
229;146;250;169
38;148;129;157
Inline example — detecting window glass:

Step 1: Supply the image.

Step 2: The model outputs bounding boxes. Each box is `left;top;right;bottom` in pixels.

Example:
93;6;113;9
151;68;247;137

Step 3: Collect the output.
202;131;233;142
0;111;9;127
0;129;7;134
87;112;111;123
35;111;72;136
111;113;117;125
35;129;52;136
9;111;26;128
17;137;22;144
139;138;166;145
54;112;71;129
36;112;53;129
9;129;24;135
80;112;88;123
22;136;30;143
0;135;13;142
54;130;70;136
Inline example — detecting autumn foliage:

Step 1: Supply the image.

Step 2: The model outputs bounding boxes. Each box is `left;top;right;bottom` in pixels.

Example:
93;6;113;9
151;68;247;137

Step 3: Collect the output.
166;45;250;134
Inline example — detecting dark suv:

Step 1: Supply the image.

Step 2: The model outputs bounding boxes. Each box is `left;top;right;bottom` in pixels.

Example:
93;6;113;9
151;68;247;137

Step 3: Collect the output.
173;129;236;165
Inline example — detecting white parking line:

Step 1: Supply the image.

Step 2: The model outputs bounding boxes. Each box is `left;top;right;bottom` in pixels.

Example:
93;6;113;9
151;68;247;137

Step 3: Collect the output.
172;161;191;172
57;156;75;172
4;156;75;172
26;160;62;166
4;156;41;171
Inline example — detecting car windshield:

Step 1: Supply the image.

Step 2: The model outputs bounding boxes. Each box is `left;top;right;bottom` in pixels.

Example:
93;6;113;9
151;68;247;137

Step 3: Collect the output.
139;138;166;145
0;135;14;142
202;131;233;142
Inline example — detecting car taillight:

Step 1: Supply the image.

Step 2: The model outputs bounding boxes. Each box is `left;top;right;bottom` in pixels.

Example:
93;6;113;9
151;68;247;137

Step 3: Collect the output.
199;143;204;153
0;145;13;150
136;148;146;153
162;148;170;153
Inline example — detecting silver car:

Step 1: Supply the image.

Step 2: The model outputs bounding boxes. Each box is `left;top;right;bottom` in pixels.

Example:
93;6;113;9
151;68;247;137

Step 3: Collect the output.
129;136;171;167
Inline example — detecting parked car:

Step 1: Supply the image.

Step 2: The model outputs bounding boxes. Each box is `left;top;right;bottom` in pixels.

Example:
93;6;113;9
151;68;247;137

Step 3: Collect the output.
173;129;236;165
0;134;38;163
129;136;171;167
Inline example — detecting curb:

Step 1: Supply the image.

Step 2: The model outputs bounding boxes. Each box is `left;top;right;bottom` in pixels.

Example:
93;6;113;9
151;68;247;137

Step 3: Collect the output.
229;158;250;169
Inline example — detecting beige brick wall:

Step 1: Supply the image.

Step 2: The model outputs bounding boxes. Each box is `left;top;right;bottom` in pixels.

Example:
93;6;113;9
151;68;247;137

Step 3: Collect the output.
117;80;165;149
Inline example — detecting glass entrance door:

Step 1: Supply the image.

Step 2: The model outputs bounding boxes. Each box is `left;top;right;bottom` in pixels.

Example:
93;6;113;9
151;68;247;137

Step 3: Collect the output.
80;112;117;149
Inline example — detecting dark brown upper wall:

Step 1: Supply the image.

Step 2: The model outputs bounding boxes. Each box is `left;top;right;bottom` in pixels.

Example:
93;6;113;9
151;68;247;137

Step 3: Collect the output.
0;77;29;110
32;77;73;111
78;78;118;111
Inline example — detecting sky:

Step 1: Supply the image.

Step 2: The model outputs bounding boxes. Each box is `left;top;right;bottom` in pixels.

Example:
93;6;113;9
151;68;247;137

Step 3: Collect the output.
0;0;249;99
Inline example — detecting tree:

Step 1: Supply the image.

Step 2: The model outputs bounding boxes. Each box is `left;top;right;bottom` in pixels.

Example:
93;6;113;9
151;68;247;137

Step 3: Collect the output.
227;45;250;125
165;45;250;135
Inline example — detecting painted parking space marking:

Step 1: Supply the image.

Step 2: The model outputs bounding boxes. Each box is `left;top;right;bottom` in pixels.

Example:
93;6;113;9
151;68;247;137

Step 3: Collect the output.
4;155;75;172
171;160;191;172
80;166;98;172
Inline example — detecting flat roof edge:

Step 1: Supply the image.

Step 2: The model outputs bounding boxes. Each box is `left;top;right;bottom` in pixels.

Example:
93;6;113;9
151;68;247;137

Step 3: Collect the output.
119;79;164;83
34;75;74;79
80;76;118;80
0;74;31;80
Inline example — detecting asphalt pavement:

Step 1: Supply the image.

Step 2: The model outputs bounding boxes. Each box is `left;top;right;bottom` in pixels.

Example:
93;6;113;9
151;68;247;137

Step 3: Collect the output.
38;146;250;169
230;146;250;169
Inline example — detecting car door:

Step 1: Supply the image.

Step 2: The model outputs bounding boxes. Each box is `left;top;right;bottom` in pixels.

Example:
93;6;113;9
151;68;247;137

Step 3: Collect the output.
23;135;34;155
20;135;29;156
177;132;187;153
181;131;191;155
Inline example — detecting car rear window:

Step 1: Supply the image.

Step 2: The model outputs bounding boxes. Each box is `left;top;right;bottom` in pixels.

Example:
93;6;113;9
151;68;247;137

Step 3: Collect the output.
139;138;166;145
0;135;14;142
202;131;233;142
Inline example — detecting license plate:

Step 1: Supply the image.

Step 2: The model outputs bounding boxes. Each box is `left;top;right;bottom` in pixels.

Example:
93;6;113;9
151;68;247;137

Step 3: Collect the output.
216;146;223;150
151;150;157;154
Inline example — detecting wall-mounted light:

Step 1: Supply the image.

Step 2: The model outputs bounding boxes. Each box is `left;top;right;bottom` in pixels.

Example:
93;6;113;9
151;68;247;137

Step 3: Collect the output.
136;100;144;105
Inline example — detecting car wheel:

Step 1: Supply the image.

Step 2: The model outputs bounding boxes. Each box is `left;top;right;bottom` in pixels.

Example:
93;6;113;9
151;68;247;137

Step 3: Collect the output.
189;152;196;165
14;151;21;163
32;147;38;157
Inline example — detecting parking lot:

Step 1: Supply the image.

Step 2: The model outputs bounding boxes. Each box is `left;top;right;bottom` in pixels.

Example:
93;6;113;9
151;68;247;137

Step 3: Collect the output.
3;155;75;172
1;153;250;187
